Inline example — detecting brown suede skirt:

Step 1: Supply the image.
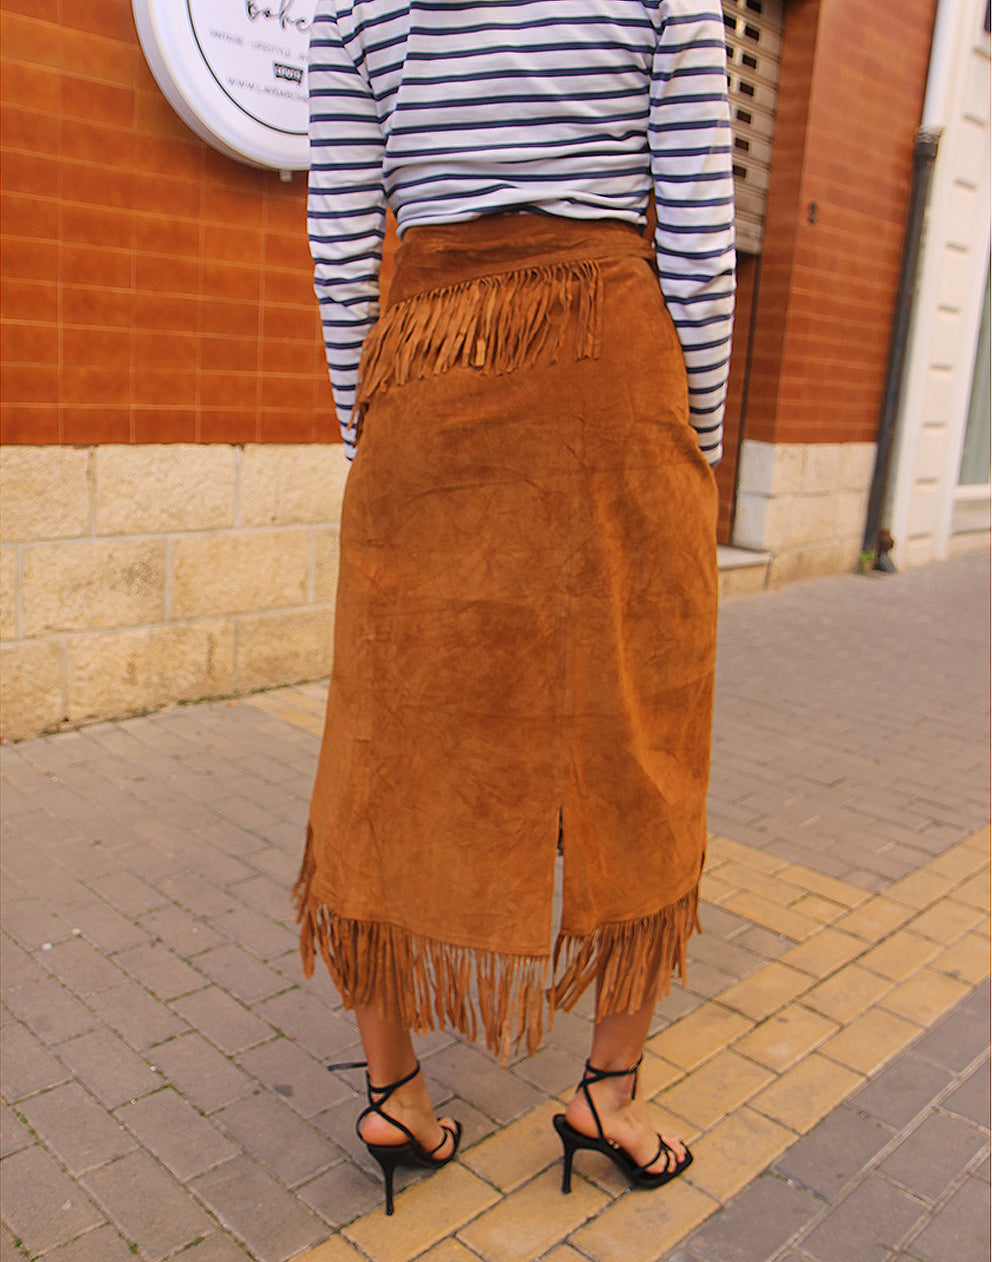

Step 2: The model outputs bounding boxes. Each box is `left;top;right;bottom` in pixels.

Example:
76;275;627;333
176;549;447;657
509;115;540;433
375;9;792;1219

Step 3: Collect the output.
296;214;718;1059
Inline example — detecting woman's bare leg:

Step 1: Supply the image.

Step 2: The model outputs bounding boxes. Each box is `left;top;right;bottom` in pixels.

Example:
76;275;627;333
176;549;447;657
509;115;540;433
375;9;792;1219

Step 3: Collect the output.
353;1004;457;1155
563;995;687;1173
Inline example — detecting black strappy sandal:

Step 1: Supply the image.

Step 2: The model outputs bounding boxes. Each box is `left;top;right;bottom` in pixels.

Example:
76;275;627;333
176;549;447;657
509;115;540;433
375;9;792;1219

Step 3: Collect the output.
552;1057;692;1193
330;1059;462;1216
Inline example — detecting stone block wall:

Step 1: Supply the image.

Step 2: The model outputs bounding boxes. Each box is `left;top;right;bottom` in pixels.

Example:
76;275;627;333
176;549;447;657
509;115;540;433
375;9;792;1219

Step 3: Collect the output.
0;444;347;741
733;439;876;584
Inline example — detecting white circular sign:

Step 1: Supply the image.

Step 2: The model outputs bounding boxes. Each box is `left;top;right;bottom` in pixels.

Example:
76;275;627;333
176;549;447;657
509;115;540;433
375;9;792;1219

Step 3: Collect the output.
132;0;315;170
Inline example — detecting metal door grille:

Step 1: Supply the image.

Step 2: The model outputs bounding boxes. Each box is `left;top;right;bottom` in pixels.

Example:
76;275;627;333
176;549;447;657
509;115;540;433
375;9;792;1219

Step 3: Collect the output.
723;0;784;254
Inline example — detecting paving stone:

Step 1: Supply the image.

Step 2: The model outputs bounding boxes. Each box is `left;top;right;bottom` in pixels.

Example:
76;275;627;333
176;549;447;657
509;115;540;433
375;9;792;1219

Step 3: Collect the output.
297;1158;383;1228
136;904;224;957
114;940;206;1000
675;1173;820;1262
848;1053;953;1129
35;936;125;996
84;1148;214;1262
879;1111;988;1201
753;1055;863;1134
0;1020;70;1101
461;1099;563;1193
61;900;150;953
256;989;362;1061
57;1028;160;1108
508;1044;583;1097
0;1103;32;1160
773;1106;893;1200
150;1031;256;1114
87;979;190;1051
800;1173;927;1262
820;1008;921;1076
0;1144;103;1258
0;933;50;991
213;906;295;960
2;977;97;1045
658;1051;773;1131
647;1003;753;1072
191;1155;326;1262
161;1232;257;1261
171;986;273;1054
20;1082;136;1175
2;897;75;951
902;1175;992;1262
459;1165;608;1262
913;985;991;1072
43;1224;138;1262
194;942;286;1005
236;1038;354;1119
160;873;240;919
804;965;894;1023
688;1107;795;1201
940;1058;991;1130
425;1043;545;1126
718;962;813;1021
214;1092;337;1187
116;1088;239;1180
89;870;168;917
343;1164;500;1262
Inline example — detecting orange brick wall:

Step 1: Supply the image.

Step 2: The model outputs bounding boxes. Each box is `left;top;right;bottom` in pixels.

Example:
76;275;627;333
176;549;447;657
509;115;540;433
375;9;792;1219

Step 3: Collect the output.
1;0;337;446
744;0;937;448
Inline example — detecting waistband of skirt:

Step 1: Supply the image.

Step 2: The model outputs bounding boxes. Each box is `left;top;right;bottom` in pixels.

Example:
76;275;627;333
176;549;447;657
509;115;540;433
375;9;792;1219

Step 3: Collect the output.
386;213;656;308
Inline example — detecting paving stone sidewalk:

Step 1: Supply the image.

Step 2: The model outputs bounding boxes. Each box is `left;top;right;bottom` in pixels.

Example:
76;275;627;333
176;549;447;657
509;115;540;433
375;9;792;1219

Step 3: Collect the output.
1;550;989;1262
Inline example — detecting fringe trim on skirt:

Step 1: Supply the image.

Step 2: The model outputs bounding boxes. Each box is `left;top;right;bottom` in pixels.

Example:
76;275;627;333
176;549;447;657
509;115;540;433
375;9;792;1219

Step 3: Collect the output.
294;825;699;1061
350;259;604;441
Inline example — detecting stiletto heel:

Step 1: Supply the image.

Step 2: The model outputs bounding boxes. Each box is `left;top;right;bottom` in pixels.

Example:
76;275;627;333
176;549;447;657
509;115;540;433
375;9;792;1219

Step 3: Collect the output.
329;1059;462;1217
552;1057;692;1192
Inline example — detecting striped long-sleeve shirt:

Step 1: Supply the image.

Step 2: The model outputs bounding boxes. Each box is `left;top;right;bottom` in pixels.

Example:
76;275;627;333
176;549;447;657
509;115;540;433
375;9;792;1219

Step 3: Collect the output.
308;0;736;464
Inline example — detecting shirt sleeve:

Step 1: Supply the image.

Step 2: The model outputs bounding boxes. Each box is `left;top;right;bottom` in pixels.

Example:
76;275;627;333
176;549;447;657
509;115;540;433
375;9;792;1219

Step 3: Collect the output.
308;2;386;461
651;0;736;465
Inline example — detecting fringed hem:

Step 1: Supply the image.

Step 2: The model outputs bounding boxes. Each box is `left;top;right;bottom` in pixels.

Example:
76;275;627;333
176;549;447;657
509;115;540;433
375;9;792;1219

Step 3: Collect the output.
295;829;701;1061
349;259;603;441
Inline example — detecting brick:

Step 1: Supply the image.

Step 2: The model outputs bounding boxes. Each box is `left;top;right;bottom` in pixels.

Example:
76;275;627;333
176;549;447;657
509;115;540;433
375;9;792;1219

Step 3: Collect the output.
43;1224;139;1262
804;965;894;1023
719;891;821;941
297;1158;383;1228
647;1003;753;1072
881;970;973;1027
116;1088;239;1180
237;1039;359;1120
907;1176;990;1262
348;1164;497;1262
687;1107;794;1201
195;942;286;1005
774;1106;892;1201
84;1149;214;1262
776;863;869;909
886;868;959;910
3;976;97;1045
951;872;992;912
779;927;865;978
568;1174;717;1262
171;987;273;1055
58;1028;160;1108
86;979;188;1051
0;1144;103;1257
752;1055;863;1133
821;1008;921;1075
0;1020;71;1101
1;894;74;951
735;1003;838;1072
880;1111;988;1201
150;1032;256;1114
0;1101;33;1158
137;905;224;957
111;941;205;1000
859;931;942;983
425;1043;545;1126
717;962;812;1020
458;1166;609;1262
942;1059;991;1129
672;1173;819;1262
849;1052;952;1128
801;1174;926;1262
461;1100;564;1193
294;1235;372;1262
20;1082;136;1175
214;1093;336;1186
658;1052;774;1131
909;898;985;946
145;1234;256;1262
256;990;360;1061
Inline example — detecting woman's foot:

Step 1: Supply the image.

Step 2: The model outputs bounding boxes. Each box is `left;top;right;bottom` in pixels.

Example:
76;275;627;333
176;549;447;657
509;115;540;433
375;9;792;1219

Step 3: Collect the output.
563;1069;687;1175
357;1065;458;1159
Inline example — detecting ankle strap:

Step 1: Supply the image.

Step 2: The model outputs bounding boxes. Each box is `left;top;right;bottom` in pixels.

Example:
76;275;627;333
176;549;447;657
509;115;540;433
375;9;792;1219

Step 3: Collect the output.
579;1056;644;1145
366;1060;420;1101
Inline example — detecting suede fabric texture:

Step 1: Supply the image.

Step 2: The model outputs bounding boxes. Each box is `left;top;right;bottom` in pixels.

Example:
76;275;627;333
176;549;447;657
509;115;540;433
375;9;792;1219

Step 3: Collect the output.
297;215;718;1058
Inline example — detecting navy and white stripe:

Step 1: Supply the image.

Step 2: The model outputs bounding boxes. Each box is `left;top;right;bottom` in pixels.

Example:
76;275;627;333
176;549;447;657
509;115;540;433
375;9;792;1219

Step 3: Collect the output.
308;0;735;463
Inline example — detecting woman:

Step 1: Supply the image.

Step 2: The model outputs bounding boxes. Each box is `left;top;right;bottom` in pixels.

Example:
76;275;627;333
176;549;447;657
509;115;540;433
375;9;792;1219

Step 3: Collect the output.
295;0;735;1215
